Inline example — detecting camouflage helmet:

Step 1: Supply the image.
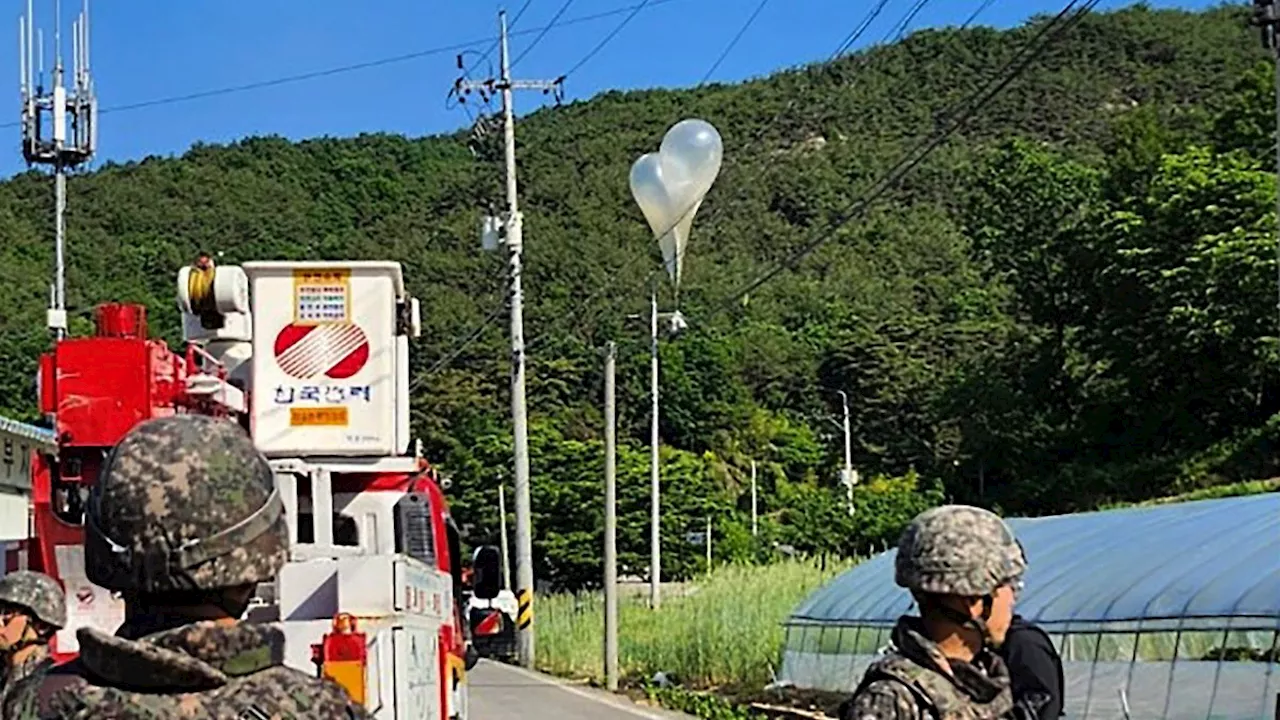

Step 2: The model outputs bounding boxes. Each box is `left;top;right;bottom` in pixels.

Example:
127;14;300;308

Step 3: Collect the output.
0;571;66;629
894;505;1026;597
85;415;288;593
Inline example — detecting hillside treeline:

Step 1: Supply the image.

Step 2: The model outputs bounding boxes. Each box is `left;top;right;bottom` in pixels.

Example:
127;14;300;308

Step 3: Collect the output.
0;4;1276;588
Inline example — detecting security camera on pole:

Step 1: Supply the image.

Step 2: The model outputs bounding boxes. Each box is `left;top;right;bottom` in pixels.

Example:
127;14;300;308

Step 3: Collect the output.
628;119;722;609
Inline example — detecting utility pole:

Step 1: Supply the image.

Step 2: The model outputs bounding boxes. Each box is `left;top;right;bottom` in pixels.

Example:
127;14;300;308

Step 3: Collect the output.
649;288;661;608
498;482;512;591
458;10;563;669
750;459;758;537
602;342;618;691
704;516;712;574
20;0;97;342
1255;0;1280;325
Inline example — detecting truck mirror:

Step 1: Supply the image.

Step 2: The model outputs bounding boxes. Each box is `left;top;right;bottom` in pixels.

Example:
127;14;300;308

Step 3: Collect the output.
471;545;501;600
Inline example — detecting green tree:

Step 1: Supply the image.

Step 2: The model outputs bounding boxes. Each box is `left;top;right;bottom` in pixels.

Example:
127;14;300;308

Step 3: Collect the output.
1211;60;1276;164
1089;146;1279;450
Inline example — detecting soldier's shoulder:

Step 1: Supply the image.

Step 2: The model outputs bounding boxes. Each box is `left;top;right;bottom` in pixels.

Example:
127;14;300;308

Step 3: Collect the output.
7;663;370;719
228;665;371;718
3;658;90;719
842;678;922;720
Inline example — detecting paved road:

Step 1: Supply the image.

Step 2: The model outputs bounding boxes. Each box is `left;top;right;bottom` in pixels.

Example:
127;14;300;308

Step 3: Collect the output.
467;661;692;720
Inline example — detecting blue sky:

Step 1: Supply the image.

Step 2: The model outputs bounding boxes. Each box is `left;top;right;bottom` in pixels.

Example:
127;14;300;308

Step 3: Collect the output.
0;0;1223;178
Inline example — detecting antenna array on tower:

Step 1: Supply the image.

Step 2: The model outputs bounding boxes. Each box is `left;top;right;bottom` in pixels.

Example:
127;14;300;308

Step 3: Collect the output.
20;0;96;167
18;0;98;338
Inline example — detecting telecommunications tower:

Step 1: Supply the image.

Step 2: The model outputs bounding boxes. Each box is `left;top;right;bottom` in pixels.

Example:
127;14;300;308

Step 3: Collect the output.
19;0;98;339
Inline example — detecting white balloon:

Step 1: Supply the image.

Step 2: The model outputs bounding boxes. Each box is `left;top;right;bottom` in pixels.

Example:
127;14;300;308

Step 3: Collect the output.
629;153;672;240
628;118;723;288
660;119;722;201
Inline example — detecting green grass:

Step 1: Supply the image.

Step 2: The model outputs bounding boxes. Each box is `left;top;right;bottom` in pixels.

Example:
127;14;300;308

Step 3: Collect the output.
535;559;856;690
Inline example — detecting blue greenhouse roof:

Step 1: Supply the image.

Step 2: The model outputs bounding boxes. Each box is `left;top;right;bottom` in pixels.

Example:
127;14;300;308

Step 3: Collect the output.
788;493;1280;632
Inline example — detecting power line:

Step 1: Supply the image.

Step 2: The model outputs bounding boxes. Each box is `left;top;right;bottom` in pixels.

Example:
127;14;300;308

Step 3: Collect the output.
561;0;651;79
889;0;934;41
417;300;509;381
465;0;537;76
717;0;1099;310
963;0;999;28
729;0;938;191
701;0;773;84
536;0;681;30
0;39;491;130
832;0;893;58
435;0;1076;379
426;0;1027;370
525;0;986;354
432;0;675;376
834;0;932;61
0;0;691;131
511;0;577;70
541;0;1093;349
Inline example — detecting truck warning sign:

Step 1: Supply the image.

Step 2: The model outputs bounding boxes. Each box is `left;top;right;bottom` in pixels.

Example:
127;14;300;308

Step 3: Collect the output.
294;269;350;323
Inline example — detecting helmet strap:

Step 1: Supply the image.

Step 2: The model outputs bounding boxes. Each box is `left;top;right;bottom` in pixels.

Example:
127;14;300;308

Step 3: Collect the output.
930;594;997;650
1;617;48;661
978;594;1000;649
211;585;255;620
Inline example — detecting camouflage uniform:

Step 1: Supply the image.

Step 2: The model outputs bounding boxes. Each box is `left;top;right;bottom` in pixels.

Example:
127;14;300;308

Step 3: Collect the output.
4;415;371;719
0;571;65;711
841;505;1026;720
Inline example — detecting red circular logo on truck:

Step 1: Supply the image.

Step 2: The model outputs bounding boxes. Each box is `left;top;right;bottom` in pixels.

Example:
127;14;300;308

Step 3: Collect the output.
273;322;370;380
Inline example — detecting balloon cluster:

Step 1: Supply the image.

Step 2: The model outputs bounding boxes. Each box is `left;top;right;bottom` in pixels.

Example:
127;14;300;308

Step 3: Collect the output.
629;119;723;290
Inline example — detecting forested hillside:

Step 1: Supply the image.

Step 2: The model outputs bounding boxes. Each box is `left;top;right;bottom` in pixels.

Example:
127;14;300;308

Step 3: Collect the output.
1;4;1276;588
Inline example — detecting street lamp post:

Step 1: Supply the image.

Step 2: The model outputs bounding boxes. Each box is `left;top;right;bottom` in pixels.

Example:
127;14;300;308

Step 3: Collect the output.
629;287;688;609
648;289;661;608
838;390;854;515
628;118;721;610
822;389;856;515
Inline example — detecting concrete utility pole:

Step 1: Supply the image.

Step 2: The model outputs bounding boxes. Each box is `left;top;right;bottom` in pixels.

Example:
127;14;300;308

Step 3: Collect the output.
498;482;512;591
704;516;712;574
750;459;758;537
20;0;97;342
649;288;661;608
602;342;618;691
1255;0;1280;325
458;10;562;669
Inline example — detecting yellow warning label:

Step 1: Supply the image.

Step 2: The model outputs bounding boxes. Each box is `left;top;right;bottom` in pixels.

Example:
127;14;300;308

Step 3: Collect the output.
322;660;366;704
293;268;351;325
290;407;349;426
517;588;533;630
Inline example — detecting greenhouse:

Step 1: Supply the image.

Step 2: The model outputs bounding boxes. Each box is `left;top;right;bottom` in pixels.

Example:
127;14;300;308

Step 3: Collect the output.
779;493;1280;719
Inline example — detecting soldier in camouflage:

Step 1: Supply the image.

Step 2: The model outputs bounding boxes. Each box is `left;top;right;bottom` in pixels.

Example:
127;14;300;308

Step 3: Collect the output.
3;414;371;719
0;571;65;710
840;505;1029;720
